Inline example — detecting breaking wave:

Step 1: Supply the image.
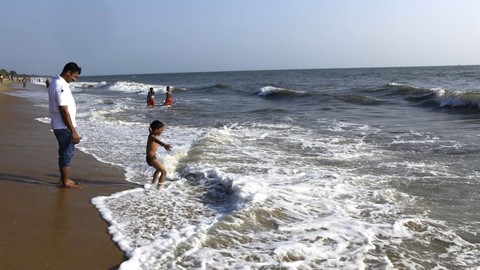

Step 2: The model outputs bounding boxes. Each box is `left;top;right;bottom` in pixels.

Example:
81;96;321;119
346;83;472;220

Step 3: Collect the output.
257;86;307;98
386;82;480;112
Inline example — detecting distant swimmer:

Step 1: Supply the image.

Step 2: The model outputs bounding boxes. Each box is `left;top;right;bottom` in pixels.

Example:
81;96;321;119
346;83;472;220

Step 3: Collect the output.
146;120;172;189
164;86;173;106
147;87;155;106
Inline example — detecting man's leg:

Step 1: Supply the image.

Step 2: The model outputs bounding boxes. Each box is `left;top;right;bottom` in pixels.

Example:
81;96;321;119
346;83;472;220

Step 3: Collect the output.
59;166;80;188
54;129;79;189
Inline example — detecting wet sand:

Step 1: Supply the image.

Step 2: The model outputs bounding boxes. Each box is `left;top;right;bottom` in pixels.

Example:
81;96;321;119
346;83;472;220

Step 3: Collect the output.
0;81;136;270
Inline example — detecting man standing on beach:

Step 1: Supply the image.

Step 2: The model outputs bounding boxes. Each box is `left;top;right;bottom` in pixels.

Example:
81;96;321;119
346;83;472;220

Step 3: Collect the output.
48;62;82;188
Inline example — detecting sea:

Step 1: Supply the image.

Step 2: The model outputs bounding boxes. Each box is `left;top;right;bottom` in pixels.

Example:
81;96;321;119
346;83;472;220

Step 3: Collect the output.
10;66;480;269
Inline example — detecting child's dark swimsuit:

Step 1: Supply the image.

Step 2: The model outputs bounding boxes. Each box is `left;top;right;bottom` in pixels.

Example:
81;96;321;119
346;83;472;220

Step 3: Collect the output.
146;155;156;166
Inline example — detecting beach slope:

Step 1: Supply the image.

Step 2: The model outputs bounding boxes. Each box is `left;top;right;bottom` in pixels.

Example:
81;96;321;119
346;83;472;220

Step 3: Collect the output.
0;82;135;270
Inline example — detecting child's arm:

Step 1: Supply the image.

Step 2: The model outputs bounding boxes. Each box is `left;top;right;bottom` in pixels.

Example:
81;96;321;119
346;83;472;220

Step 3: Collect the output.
152;136;172;151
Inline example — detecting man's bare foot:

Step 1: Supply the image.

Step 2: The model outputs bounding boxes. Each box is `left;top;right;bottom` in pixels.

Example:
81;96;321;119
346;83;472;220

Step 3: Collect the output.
59;179;81;189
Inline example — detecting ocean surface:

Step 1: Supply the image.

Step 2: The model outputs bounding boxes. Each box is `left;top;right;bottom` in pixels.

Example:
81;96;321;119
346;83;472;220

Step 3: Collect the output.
12;66;480;269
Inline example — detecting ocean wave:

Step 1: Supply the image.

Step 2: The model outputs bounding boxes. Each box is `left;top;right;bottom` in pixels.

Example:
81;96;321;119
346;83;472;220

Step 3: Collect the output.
387;82;480;112
75;80;166;95
431;88;480;108
386;82;428;95
109;81;163;94
176;126;270;210
192;83;230;92
172;86;187;92
72;81;109;91
215;83;229;89
180;166;253;211
257;86;307;98
336;94;386;105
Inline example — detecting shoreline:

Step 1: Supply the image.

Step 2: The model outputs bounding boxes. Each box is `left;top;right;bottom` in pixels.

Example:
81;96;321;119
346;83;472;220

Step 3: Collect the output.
0;81;136;269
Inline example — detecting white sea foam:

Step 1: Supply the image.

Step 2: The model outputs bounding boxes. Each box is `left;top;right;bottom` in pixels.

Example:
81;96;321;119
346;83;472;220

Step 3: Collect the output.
108;81;168;95
86;119;437;269
257;85;306;96
71;81;108;90
431;87;480;108
35;117;50;124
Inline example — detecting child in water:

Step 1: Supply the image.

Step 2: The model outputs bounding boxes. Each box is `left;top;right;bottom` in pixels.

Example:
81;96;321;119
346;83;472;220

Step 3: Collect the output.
164;86;173;106
147;87;155;106
146;120;172;189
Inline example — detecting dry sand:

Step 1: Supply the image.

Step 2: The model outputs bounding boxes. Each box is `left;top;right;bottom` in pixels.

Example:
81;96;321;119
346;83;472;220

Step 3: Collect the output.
0;81;137;270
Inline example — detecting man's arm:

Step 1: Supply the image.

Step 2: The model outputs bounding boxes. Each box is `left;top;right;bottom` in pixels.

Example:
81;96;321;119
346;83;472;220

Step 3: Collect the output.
59;106;80;144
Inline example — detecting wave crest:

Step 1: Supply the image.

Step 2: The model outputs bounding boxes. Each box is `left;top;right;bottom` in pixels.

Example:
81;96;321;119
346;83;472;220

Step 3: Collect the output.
257;86;307;98
387;82;480;112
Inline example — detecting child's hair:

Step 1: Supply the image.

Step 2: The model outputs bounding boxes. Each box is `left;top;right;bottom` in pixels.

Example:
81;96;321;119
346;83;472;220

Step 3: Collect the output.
150;120;164;130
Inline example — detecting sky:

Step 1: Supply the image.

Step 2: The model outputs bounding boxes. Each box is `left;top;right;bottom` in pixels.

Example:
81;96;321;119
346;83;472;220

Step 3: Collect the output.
1;0;480;76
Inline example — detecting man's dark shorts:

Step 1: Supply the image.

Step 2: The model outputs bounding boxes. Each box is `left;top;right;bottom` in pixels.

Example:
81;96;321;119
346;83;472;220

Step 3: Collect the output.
54;129;75;167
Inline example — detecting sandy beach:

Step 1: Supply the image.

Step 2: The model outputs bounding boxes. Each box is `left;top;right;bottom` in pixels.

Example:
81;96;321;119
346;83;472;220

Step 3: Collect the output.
0;81;136;270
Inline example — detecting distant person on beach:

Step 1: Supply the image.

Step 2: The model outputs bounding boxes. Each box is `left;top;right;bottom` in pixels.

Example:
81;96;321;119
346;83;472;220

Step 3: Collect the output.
164;86;173;106
45;79;50;88
147;87;155;106
146;120;172;189
48;62;82;188
0;74;3;84
22;77;28;88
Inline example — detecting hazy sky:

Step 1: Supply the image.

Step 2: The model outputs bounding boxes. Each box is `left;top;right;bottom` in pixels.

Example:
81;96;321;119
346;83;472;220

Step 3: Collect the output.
2;0;480;76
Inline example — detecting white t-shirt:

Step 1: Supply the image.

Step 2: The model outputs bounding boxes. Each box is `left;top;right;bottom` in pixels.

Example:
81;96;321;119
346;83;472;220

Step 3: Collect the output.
48;75;77;129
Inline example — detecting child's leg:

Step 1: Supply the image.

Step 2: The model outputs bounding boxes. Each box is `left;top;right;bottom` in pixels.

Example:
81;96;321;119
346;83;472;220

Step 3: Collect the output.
151;160;167;189
152;169;160;184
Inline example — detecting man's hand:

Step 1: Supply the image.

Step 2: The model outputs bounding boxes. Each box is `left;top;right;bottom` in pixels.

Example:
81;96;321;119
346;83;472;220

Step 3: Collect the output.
71;130;81;144
59;105;79;144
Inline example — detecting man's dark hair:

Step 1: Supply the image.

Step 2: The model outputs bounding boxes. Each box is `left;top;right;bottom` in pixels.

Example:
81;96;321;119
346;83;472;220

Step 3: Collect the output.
150;120;164;130
61;62;82;75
